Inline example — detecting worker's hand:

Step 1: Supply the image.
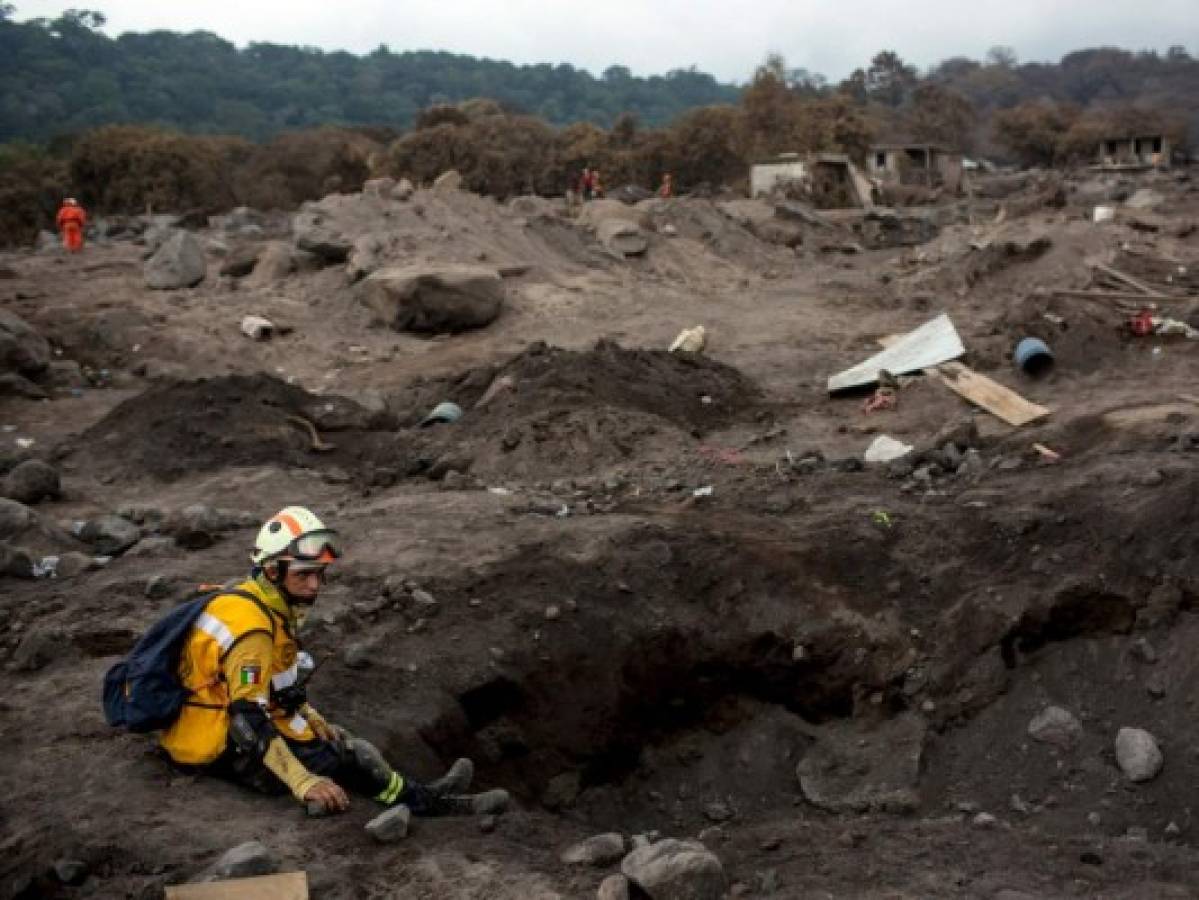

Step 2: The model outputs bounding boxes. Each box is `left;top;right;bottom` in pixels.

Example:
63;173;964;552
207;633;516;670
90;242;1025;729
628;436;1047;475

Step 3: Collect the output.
304;778;350;813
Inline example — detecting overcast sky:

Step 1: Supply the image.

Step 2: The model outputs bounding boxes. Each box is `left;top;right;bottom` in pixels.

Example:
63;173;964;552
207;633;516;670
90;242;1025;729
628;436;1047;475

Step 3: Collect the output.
12;1;1199;82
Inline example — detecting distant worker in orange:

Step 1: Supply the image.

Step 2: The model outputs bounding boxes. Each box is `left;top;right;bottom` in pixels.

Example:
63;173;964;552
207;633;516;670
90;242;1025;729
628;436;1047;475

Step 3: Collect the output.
55;197;87;253
658;172;674;198
591;169;605;199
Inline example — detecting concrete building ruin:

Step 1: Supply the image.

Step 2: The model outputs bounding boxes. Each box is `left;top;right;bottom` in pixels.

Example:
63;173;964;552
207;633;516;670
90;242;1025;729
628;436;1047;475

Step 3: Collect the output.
868;144;964;193
1096;134;1171;170
749;152;874;209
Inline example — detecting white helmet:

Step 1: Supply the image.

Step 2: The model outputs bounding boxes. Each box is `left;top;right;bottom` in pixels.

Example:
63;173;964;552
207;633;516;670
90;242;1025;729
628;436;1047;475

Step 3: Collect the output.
252;506;341;569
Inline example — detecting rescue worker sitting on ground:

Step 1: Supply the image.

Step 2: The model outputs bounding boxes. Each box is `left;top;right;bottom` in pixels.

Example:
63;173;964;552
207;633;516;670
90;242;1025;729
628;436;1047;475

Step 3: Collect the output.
55;197;87;253
160;506;508;818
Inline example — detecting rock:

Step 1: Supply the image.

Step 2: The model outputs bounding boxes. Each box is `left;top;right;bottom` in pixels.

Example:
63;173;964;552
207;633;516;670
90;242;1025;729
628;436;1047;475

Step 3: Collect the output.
347;234;385;282
0;540;34;578
46;359;85;388
561;833;626;867
796;713;925;813
292;211;352;264
11;626;65;670
433;169;463;191
219;243;262;277
126;536;176;558
597;874;631;900
0;498;36;540
478;814;497;833
363;176;396;197
1115;727;1163;782
199;841;278;881
578;199;649;232
144;230;207;290
1027;706;1083;749
145;574;173;599
0;310;51;376
2;460;60;505
343;642;373;669
620;839;726;900
244;241;296;286
542;771;581;810
703;801;733;823
972;812;998;828
1131;638;1158;664
1126;188;1165;210
0;373;47;399
54;551;98;578
392;178;415;201
78;515;141;556
53;859;88;886
170;504;240;549
240;315;275;341
365;804;411;843
360;265;504;334
597;219;648;257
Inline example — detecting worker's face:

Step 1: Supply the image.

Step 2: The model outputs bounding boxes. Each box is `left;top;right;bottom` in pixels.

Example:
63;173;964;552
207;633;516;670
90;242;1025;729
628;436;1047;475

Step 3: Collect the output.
282;566;325;605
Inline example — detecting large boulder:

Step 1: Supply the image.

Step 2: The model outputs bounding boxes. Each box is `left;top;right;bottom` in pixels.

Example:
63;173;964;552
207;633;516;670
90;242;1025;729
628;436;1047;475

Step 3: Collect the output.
292;211;352;264
0;310;51;377
144;230;207;290
620;839;725;900
578;199;649;232
796;713;926;813
597;219;648;257
2;460;61;505
360;265;504;333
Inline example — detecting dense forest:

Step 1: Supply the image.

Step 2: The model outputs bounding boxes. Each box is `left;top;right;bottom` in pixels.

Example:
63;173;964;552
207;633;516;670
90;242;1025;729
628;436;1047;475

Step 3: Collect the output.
0;7;738;141
2;7;1197;148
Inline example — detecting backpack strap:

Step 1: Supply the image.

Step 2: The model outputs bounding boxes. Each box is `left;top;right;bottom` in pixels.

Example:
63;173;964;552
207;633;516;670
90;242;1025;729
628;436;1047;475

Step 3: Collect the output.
193;586;279;663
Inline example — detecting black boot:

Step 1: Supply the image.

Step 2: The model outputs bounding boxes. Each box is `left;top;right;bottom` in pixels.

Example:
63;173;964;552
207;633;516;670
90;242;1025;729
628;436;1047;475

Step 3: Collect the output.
425;758;474;797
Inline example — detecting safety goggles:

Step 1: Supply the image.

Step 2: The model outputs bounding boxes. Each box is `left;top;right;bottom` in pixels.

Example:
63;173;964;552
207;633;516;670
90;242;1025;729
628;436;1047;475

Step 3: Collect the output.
287;529;342;564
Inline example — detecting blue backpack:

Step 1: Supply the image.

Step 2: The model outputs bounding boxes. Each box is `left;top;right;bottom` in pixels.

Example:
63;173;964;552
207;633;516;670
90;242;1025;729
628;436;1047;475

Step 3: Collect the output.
102;587;263;733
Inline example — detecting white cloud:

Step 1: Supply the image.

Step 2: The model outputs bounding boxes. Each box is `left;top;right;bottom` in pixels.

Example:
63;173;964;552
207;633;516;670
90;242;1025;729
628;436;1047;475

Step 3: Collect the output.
12;0;1199;82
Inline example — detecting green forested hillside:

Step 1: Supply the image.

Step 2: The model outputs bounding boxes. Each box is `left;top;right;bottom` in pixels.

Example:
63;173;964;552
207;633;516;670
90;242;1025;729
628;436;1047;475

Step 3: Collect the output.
0;8;739;142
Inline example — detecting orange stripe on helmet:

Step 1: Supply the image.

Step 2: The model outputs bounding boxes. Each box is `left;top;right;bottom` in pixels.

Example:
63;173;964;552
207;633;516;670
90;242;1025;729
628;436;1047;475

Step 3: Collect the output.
275;512;304;537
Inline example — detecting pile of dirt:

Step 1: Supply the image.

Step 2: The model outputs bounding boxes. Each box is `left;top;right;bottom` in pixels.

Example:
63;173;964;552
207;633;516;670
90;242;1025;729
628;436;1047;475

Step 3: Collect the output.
69;374;393;482
386;340;764;480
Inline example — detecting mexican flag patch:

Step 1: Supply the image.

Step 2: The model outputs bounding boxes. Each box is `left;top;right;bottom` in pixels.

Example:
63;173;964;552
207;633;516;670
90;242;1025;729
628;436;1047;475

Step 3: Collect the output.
239;664;262;686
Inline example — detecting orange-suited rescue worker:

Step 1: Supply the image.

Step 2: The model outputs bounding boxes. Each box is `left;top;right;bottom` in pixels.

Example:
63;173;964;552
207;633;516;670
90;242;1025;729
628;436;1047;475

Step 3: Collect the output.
160;506;509;818
658;173;673;198
55;197;87;253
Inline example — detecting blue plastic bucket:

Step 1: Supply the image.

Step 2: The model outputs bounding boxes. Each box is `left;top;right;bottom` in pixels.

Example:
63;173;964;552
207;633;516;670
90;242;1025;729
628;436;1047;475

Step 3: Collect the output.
1014;337;1054;378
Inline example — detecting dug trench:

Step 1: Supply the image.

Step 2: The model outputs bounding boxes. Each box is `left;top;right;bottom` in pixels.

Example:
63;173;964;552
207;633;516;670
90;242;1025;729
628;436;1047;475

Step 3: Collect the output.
299;459;1199;843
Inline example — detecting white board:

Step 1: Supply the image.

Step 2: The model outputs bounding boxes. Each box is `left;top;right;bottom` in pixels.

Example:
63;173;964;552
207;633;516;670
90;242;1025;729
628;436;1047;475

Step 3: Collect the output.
828;313;965;393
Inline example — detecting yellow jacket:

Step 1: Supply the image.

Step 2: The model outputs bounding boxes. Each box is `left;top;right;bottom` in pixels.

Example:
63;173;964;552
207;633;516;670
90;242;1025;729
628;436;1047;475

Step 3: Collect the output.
160;576;324;800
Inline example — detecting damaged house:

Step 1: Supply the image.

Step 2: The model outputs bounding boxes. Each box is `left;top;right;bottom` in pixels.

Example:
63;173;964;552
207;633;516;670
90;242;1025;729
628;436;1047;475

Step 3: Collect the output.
749;152;874;209
1096;134;1171;169
868;144;964;193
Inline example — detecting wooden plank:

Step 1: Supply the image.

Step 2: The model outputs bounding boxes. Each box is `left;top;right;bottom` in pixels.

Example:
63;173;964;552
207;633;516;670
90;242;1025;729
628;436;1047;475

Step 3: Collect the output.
1091;262;1158;296
165;872;308;900
1050;289;1175;304
935;361;1050;427
828;313;965;393
877;335;1050;428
